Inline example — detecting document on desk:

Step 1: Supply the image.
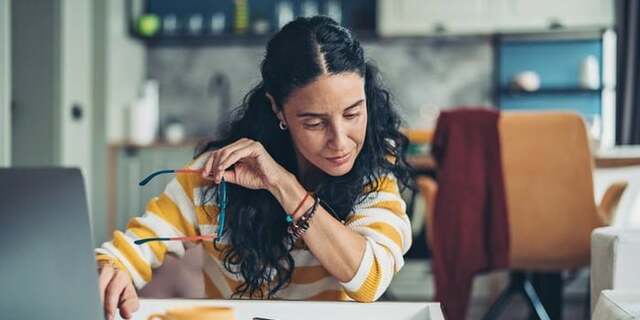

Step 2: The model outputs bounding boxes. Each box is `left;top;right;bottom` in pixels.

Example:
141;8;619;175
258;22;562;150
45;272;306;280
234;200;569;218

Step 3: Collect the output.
118;299;445;320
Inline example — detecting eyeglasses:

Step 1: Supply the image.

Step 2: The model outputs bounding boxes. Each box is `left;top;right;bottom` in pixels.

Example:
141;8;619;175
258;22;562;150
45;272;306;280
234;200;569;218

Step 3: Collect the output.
133;168;227;246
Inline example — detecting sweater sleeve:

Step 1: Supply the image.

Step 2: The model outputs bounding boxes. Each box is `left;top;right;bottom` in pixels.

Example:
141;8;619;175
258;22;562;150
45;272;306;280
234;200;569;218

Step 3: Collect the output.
95;156;211;289
340;174;412;302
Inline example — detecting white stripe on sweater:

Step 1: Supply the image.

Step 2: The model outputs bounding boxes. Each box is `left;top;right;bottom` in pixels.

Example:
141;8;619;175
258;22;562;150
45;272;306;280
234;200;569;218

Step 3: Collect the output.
97;243;147;288
355;191;406;212
123;230;161;268
350;226;405;271
347;208;412;252
134;212;186;257
340;240;374;292
163;178;197;228
369;241;396;300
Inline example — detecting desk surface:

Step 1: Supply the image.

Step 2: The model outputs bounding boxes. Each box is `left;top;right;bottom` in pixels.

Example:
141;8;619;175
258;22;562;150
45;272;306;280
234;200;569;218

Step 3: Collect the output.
408;145;640;171
118;299;444;320
594;146;640;168
593;290;640;319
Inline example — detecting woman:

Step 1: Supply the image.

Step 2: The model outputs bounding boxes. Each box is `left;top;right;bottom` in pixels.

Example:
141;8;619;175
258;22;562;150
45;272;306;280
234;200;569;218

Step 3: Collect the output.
96;16;413;320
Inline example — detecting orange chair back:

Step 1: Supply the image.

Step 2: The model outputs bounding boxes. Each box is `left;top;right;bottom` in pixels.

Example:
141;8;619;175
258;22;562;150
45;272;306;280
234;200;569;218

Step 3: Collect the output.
499;112;603;270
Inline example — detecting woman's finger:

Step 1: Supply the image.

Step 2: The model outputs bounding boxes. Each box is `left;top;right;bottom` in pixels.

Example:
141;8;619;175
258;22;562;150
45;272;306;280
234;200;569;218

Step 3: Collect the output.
104;270;130;320
221;168;238;185
97;264;115;305
216;145;260;182
211;140;253;179
202;154;215;180
118;283;139;319
202;139;252;179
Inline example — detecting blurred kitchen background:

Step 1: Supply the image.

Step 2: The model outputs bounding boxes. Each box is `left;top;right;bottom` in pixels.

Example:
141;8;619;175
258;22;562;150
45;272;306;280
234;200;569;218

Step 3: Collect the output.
2;0;640;319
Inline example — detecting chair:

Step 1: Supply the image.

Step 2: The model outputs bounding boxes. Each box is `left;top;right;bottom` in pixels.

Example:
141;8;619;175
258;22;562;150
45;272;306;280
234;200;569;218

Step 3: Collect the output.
416;111;627;319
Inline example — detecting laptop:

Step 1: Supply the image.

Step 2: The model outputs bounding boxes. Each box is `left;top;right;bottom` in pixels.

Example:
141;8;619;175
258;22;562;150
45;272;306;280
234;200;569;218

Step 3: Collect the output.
0;168;104;319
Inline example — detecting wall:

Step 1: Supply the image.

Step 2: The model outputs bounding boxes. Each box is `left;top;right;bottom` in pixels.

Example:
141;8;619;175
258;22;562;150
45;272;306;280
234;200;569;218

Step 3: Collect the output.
94;0;146;244
146;37;494;137
105;0;146;143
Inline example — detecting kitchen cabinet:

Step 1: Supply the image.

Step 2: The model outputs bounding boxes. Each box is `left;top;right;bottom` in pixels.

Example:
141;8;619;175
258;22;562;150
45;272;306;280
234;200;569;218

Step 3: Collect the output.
128;0;376;45
378;0;493;36
377;0;614;36
494;0;613;32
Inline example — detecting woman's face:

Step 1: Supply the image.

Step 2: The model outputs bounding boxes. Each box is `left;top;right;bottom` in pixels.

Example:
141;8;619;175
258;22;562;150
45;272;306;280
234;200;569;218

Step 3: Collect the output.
276;72;368;177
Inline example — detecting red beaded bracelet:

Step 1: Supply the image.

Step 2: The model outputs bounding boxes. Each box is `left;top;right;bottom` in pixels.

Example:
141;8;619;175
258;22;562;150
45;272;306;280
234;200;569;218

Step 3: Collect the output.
286;192;311;223
288;193;320;239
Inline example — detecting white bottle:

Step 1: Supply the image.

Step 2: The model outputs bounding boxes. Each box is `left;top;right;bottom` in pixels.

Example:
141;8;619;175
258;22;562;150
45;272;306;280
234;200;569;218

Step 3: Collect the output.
301;0;319;17
579;55;600;90
128;80;159;146
326;0;342;24
276;1;294;30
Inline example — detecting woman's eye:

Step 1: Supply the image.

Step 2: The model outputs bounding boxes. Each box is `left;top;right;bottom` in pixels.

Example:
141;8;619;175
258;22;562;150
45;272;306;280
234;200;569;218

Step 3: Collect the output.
304;122;324;129
345;113;360;119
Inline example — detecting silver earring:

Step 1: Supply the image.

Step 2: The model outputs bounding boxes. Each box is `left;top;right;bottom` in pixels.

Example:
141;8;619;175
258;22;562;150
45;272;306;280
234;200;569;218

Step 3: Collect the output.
279;121;288;130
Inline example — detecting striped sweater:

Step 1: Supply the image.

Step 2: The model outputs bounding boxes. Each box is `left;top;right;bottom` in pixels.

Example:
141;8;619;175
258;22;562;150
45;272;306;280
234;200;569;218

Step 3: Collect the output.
96;152;412;302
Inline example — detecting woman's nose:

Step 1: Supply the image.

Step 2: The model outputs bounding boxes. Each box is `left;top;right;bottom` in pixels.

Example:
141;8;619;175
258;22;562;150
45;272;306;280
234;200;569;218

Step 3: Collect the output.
327;122;349;151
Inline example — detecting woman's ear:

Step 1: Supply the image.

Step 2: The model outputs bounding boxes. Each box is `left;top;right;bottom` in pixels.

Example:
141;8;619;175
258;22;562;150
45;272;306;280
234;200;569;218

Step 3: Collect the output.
266;93;286;124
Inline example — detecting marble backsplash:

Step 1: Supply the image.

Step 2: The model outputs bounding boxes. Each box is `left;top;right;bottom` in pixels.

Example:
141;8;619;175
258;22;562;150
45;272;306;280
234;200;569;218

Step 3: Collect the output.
147;36;494;139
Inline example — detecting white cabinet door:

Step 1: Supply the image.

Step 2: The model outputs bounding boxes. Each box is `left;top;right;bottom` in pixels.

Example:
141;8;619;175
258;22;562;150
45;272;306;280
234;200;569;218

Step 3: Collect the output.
491;0;613;32
11;0;93;187
378;0;614;36
378;0;493;36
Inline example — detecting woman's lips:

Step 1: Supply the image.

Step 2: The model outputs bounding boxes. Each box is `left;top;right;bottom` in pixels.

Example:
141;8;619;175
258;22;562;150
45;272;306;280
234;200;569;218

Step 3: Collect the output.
326;152;351;166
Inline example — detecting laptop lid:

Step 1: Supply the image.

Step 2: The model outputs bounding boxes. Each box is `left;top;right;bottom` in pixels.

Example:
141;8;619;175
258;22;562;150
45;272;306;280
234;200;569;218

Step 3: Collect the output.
0;168;103;319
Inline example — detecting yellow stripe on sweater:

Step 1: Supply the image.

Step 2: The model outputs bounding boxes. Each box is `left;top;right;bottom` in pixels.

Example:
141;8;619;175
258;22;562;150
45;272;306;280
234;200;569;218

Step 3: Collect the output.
128;227;166;263
112;231;152;282
347;255;381;302
196;206;219;225
96;254;126;271
363;176;399;194
146;193;196;237
175;173;195;201
368;200;404;216
366;222;403;249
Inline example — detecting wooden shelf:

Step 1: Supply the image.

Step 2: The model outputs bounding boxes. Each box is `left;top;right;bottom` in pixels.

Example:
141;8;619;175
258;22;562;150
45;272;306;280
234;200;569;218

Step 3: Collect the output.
108;139;204;149
130;29;381;47
499;87;602;95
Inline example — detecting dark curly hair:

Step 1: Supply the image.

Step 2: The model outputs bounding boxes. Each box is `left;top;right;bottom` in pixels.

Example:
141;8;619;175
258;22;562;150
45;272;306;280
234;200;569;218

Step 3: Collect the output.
195;16;412;299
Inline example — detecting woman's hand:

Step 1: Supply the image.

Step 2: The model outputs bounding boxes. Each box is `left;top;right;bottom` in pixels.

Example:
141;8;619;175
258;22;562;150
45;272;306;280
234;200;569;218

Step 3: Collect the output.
98;263;139;320
202;138;292;192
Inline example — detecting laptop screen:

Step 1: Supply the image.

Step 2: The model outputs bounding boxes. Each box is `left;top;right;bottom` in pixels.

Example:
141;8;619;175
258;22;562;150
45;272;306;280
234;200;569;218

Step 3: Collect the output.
0;168;103;319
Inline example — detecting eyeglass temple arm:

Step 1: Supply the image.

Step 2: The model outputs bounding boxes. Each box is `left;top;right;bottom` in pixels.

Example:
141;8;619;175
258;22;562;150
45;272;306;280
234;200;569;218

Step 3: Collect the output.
138;169;204;186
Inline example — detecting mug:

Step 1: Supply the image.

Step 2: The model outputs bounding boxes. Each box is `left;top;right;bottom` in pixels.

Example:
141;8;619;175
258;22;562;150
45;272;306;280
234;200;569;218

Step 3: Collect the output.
147;306;236;320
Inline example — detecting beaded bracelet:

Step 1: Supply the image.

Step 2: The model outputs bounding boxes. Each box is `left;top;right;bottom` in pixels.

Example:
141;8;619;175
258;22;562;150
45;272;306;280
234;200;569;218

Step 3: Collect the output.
286;192;311;223
288;193;319;239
